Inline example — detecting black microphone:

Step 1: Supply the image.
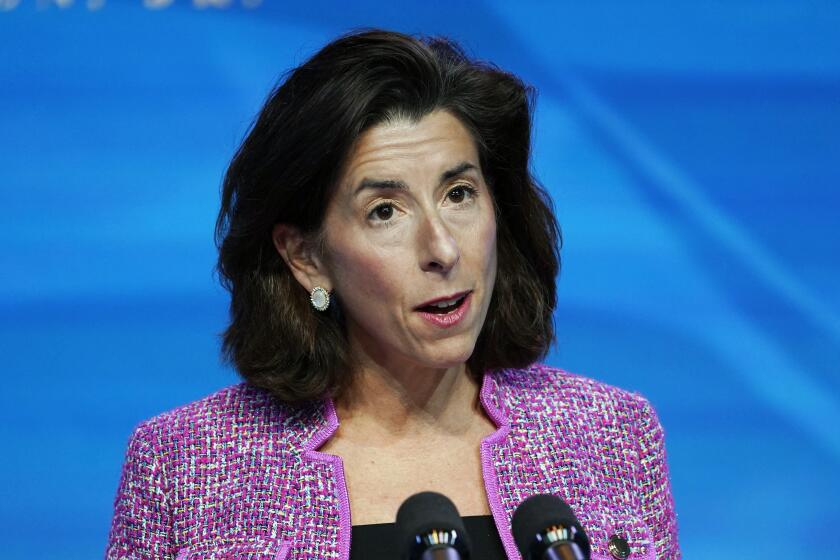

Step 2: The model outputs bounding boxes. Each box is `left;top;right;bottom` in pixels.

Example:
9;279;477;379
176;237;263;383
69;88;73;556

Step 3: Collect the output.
512;494;591;560
395;491;472;560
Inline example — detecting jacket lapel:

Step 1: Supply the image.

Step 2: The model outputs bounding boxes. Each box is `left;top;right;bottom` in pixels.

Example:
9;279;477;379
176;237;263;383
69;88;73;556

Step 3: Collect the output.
479;368;607;560
286;399;350;559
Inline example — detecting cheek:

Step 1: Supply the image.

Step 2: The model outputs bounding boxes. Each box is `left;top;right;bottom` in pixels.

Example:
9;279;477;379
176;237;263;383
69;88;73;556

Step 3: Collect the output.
485;228;498;294
329;242;403;310
481;208;498;274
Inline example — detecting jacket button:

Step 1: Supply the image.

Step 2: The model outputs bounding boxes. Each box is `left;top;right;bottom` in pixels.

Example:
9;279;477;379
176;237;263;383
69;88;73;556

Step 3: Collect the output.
608;534;631;559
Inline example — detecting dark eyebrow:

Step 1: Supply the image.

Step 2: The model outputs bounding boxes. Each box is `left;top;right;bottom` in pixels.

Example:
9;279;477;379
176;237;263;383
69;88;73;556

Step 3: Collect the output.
353;161;479;196
353;178;409;196
439;161;478;183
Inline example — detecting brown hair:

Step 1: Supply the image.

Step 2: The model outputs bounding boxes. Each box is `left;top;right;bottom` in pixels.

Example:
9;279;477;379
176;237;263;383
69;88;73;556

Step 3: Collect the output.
215;29;561;403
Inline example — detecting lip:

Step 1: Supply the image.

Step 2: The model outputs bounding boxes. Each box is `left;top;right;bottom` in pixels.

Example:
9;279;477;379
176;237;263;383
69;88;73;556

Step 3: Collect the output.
415;292;472;329
414;290;472;309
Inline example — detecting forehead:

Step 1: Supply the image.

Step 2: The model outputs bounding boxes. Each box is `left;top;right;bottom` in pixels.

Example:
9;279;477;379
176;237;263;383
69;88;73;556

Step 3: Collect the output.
338;110;480;189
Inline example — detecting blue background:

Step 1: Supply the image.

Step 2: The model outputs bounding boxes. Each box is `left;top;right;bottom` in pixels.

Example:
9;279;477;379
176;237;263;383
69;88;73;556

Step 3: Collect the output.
2;1;839;558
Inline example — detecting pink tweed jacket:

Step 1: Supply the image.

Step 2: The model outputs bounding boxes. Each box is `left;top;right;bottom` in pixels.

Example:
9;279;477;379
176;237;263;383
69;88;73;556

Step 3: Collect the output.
106;364;680;559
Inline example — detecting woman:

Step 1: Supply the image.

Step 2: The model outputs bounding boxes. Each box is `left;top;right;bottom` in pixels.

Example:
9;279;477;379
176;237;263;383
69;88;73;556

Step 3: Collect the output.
106;30;679;560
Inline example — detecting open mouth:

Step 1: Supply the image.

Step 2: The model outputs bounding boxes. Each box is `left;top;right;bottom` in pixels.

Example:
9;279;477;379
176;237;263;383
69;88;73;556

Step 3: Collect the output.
417;293;469;314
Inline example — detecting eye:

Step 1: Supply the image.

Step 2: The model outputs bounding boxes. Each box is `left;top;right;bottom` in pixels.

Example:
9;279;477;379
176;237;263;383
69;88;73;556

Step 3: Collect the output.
369;202;395;222
447;183;477;204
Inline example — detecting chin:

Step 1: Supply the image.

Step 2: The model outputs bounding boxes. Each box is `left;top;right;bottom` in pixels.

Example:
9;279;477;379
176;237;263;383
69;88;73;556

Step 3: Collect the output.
417;344;475;369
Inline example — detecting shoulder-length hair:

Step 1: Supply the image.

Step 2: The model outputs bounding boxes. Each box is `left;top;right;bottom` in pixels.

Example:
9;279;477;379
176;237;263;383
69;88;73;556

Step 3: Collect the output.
215;29;561;403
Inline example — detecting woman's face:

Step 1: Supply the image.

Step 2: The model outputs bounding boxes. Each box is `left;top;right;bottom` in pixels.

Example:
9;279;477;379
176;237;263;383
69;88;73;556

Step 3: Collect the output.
321;109;498;371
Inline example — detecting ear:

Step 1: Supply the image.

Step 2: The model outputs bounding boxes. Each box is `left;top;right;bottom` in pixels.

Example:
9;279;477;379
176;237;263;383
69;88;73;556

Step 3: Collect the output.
272;223;332;293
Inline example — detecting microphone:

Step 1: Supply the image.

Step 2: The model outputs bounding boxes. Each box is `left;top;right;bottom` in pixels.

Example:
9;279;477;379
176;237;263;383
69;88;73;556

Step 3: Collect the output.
395;491;472;560
512;494;591;560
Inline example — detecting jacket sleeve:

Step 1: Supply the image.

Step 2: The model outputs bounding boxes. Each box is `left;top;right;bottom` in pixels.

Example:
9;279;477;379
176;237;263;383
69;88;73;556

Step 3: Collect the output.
105;422;175;560
634;397;680;559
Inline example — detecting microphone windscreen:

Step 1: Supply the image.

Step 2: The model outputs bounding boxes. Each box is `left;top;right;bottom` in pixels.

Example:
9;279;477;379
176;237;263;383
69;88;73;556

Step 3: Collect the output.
396;491;471;556
511;494;589;558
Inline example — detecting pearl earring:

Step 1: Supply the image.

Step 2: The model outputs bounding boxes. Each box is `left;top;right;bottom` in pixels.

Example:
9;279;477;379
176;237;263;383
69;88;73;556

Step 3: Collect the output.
310;286;330;311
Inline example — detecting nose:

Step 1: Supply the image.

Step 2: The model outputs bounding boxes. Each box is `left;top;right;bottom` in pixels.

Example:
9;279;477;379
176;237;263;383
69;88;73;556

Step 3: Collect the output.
419;212;460;274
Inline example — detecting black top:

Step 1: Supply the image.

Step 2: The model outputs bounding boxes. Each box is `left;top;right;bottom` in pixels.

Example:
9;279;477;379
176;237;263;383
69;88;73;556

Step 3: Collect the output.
350;514;506;559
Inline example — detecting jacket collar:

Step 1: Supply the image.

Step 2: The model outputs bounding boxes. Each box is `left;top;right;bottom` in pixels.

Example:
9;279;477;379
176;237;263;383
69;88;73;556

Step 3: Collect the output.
477;369;519;557
294;370;519;559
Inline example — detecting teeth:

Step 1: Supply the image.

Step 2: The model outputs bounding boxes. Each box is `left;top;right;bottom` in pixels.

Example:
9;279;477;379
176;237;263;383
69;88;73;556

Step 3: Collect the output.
432;296;461;308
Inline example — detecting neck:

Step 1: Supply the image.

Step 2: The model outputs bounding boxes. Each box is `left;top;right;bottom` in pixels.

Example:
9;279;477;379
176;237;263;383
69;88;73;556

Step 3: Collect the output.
334;352;485;445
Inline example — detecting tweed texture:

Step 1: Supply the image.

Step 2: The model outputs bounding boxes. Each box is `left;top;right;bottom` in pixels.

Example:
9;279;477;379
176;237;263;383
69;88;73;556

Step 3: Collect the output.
479;366;679;559
106;386;339;559
106;364;679;559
